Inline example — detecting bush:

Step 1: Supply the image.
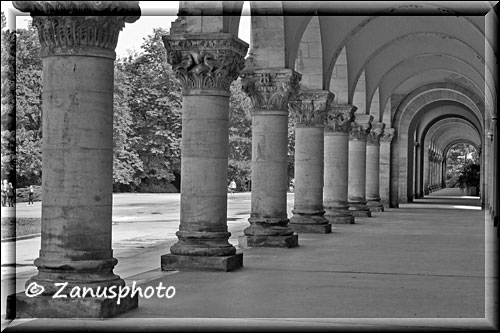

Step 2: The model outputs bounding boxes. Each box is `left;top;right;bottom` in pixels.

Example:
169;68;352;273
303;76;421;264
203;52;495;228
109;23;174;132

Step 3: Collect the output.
457;163;480;189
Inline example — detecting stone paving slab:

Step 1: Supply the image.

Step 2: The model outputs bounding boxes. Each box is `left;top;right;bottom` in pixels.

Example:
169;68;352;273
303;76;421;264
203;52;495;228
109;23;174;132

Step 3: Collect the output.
2;190;497;331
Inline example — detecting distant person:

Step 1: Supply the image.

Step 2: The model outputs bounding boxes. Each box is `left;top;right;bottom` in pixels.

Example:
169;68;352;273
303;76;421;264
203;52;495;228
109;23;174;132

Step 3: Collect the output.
228;180;237;194
1;179;7;207
28;185;34;206
7;182;14;207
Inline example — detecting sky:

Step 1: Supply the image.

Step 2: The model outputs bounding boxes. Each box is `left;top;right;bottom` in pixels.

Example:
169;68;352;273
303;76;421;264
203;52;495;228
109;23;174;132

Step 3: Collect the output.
1;1;251;58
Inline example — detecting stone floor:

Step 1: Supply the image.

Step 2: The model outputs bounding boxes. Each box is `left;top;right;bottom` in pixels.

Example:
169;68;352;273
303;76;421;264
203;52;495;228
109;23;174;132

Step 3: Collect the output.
1;188;498;331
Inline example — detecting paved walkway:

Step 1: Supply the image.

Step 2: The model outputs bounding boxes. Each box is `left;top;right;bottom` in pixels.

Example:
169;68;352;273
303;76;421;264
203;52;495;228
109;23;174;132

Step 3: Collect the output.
1;189;498;331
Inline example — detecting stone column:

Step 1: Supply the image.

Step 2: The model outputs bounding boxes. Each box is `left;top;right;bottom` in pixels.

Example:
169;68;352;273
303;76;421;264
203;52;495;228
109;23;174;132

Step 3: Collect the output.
7;1;140;318
289;90;333;233
429;150;435;190
348;114;373;217
239;69;301;248
380;128;395;207
366;122;386;212
324;104;356;224
161;33;248;271
424;147;430;195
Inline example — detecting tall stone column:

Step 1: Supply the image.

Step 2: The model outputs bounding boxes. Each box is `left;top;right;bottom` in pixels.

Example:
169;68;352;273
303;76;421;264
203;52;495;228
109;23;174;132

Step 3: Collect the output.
161;33;248;271
324;104;356;224
239;69;301;248
380;128;395;207
366;122;386;212
289;90;333;233
348;115;373;217
424;148;430;195
429;150;435;190
7;1;140;318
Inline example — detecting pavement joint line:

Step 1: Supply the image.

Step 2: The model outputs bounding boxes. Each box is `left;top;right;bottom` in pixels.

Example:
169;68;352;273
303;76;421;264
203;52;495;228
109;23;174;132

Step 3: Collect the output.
1;234;41;243
250;267;485;278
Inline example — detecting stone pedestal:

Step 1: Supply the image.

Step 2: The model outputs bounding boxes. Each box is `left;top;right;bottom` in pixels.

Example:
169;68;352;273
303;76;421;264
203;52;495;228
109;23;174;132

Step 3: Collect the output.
289;91;333;234
161;33;248;269
324;104;356;224
366;123;386;212
348;114;373;217
239;68;300;247
7;2;140;319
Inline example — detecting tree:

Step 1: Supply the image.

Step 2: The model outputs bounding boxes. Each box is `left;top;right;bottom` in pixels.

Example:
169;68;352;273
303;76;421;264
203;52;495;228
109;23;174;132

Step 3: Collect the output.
228;78;252;191
13;21;43;187
112;65;143;186
445;143;479;188
117;28;183;188
1;12;17;184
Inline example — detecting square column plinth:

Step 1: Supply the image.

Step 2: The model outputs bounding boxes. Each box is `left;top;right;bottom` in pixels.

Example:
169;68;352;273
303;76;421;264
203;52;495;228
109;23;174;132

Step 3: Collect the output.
6;293;138;319
238;234;299;248
161;253;243;272
290;222;332;234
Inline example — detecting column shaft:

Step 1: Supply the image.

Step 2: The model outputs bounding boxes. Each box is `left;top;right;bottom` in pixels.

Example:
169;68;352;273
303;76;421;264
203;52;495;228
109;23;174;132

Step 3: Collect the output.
324;104;356;224
348;115;373;217
379;128;395;207
161;33;248;271
366;122;385;212
289;90;332;233
7;2;141;318
239;69;300;247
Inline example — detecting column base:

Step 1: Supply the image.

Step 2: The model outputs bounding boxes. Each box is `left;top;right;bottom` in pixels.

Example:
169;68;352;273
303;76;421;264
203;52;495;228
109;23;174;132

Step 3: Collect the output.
367;201;384;212
161;252;243;272
6;291;138;319
289;223;331;234
289;214;331;233
326;214;355;224
350;210;371;217
238;234;299;248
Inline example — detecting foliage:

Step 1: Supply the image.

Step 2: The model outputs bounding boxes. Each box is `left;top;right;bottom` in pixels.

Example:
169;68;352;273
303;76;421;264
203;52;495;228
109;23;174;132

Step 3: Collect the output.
15;22;43;187
1;12;17;184
445;143;479;188
457;162;480;189
227;78;252;191
116;28;183;187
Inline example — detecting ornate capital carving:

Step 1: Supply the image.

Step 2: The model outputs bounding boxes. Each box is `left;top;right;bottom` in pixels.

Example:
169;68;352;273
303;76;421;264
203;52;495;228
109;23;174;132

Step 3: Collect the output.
14;1;140;58
367;122;386;145
349;114;373;141
380;127;396;143
289;90;334;127
163;33;248;93
325;104;357;133
240;68;301;114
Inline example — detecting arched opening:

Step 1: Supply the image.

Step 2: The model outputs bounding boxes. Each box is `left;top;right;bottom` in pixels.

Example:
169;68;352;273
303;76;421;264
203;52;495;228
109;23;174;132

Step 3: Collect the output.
444;143;480;196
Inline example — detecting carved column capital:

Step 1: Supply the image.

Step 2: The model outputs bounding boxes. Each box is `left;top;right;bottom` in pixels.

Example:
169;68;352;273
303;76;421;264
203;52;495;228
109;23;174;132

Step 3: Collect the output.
289;90;334;127
163;33;248;93
240;68;301;115
325;104;357;134
380;127;395;143
349;114;373;141
13;1;141;58
367;122;386;146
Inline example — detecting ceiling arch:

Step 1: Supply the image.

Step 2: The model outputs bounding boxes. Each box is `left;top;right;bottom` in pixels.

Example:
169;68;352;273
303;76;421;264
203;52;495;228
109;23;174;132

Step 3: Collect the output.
424;119;481;152
379;57;491;119
443;140;481;158
345;16;490;101
363;34;488;114
393;89;484;134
